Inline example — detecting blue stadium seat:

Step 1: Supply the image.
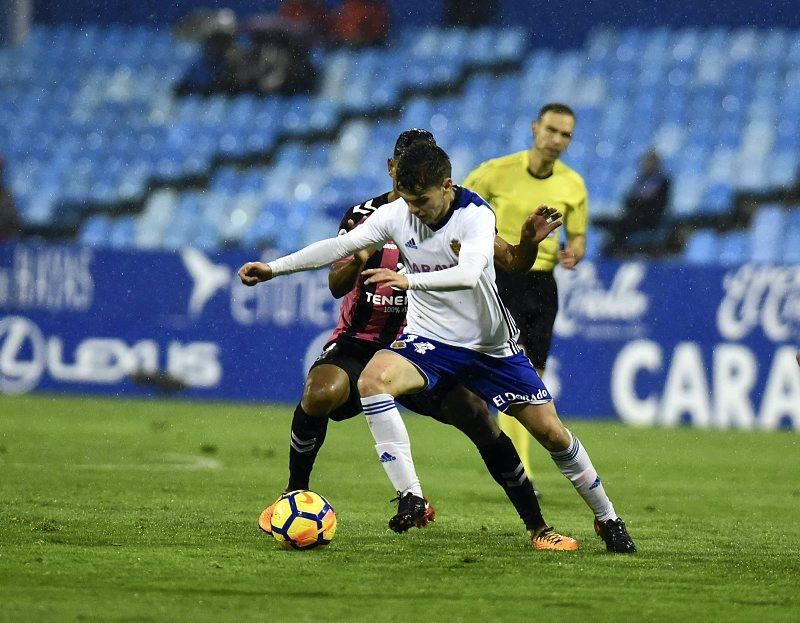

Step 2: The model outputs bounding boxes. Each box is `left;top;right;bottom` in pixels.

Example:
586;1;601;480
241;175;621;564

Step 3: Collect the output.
783;208;800;262
749;204;786;263
684;230;720;264
701;183;734;215
783;226;800;263
78;214;112;247
108;216;137;249
6;24;800;259
670;176;706;217
718;231;749;266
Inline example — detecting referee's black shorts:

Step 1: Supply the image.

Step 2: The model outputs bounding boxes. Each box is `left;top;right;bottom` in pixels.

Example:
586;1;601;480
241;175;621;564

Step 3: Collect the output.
495;269;558;371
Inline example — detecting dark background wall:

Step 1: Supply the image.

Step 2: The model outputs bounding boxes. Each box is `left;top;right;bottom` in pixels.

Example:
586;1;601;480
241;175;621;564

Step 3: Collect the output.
30;0;800;49
31;0;445;29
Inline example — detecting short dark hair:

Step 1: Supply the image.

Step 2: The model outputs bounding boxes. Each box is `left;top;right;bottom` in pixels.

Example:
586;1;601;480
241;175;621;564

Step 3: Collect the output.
393;128;436;159
537;102;576;120
395;142;451;193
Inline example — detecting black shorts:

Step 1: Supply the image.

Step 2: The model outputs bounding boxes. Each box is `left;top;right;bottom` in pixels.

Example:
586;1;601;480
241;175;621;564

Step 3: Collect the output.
309;335;454;424
495;269;558;370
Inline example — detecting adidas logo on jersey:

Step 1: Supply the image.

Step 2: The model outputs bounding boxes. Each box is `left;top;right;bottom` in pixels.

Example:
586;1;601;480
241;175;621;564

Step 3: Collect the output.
379;452;397;463
404;238;418;249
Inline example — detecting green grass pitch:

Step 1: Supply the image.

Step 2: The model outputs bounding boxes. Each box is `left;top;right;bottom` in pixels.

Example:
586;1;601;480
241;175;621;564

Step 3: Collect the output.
1;394;798;622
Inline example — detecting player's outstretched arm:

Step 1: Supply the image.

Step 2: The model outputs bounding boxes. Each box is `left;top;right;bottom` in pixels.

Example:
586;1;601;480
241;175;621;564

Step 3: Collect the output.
238;262;272;286
238;212;392;285
494;205;563;273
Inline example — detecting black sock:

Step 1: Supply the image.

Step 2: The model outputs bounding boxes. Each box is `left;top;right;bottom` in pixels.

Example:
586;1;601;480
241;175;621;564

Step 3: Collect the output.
477;432;545;532
287;403;329;491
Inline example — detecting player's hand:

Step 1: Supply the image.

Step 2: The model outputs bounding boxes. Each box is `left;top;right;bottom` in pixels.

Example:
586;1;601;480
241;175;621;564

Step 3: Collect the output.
559;247;579;269
521;205;563;245
338;218;373;263
238;261;273;286
338;216;367;235
338;218;358;235
361;268;409;290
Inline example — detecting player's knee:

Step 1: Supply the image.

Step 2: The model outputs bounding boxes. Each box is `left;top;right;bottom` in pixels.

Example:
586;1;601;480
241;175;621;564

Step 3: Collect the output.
459;420;499;447
356;369;389;396
517;402;569;450
302;379;347;416
536;423;570;452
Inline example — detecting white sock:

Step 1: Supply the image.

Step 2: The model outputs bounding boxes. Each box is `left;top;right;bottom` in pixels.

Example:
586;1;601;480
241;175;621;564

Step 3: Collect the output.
361;394;423;498
550;430;617;522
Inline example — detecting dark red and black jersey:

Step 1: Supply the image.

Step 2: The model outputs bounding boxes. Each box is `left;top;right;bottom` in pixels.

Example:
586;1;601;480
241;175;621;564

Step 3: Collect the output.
327;192;407;345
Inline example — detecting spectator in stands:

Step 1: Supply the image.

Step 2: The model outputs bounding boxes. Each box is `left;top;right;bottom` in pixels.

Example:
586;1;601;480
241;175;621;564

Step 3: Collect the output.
606;149;670;255
241;19;317;95
279;0;330;45
330;0;390;46
177;13;317;96
0;157;20;242
177;28;243;95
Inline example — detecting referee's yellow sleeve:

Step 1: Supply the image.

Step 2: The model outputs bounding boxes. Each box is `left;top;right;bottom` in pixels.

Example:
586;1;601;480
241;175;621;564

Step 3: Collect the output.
566;182;589;237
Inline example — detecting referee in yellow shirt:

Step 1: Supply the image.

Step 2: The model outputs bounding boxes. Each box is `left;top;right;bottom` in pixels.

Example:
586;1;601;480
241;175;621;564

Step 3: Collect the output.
464;102;588;480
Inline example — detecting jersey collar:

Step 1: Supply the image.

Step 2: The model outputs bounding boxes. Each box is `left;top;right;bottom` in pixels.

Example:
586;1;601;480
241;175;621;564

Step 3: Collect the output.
524;150;556;180
427;186;464;232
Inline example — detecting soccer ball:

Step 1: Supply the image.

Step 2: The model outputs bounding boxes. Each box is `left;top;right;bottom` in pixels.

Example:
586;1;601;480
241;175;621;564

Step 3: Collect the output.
270;490;337;550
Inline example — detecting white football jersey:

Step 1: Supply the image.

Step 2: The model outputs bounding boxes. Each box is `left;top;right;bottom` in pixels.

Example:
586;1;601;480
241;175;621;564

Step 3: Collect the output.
340;187;521;357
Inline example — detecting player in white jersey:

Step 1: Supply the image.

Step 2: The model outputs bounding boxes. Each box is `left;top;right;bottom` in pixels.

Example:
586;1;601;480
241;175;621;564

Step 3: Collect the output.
239;142;636;553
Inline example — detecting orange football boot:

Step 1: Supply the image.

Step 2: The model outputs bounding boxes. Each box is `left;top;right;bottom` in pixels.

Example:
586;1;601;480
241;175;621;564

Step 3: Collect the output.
530;527;579;551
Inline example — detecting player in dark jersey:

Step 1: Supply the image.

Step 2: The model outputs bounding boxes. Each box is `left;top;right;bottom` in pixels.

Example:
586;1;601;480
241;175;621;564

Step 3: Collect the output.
258;129;575;550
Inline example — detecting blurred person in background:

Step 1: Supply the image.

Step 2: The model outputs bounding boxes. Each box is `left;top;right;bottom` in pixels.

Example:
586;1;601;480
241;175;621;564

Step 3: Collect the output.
176;6;317;96
240;25;317;95
0;156;20;242
278;0;330;44
330;0;390;47
176;27;243;95
463;102;587;484
606;149;670;256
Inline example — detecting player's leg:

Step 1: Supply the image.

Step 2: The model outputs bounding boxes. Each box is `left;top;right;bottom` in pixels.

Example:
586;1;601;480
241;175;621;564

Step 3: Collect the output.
260;363;351;534
260;340;372;534
403;386;543;522
286;364;351;490
357;347;431;532
508;400;636;553
407;385;575;549
497;412;532;477
495;270;556;479
469;349;635;553
287;336;383;492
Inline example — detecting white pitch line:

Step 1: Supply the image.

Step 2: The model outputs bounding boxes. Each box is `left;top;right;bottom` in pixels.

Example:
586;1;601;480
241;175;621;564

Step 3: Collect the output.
3;454;222;471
